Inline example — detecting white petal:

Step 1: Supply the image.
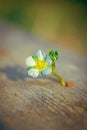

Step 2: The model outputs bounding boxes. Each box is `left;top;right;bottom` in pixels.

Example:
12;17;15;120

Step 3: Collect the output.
26;56;36;66
28;68;39;78
42;68;52;75
37;50;46;60
46;55;52;65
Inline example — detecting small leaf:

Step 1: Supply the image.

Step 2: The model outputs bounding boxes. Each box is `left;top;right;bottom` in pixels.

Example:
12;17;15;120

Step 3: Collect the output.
55;51;58;60
49;50;58;61
49;50;54;59
55;51;58;56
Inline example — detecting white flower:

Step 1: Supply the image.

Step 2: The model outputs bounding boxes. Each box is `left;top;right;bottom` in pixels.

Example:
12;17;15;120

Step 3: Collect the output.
26;50;52;78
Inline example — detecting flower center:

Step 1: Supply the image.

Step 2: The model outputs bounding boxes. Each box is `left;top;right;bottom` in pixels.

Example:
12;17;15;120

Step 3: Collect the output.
36;60;46;70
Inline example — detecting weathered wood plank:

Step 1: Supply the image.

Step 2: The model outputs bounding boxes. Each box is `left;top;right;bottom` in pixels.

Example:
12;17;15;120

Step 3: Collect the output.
0;24;87;130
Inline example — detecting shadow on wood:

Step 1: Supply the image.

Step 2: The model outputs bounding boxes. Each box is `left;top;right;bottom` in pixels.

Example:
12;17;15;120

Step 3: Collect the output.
0;65;27;81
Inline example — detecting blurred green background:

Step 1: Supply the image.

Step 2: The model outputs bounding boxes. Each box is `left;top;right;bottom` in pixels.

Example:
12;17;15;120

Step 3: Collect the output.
0;0;87;53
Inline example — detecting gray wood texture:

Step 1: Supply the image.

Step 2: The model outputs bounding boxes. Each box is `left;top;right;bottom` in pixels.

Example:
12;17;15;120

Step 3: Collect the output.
0;24;87;130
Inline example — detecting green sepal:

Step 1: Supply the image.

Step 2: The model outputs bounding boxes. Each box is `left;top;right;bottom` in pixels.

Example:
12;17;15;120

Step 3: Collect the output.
40;70;43;75
27;66;33;71
32;56;38;62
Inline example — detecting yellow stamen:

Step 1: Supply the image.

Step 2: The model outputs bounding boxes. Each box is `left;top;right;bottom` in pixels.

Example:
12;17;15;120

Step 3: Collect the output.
36;60;46;70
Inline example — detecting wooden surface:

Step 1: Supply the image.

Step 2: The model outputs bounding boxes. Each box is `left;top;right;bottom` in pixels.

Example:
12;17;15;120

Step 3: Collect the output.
0;24;87;130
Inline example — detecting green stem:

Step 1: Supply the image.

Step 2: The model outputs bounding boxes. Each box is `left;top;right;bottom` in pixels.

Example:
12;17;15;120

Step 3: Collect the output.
52;71;66;86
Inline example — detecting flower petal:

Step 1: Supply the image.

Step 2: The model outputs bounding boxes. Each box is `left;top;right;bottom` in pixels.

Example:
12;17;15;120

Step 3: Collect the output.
28;68;39;78
46;55;52;65
26;56;36;66
42;68;52;75
37;50;46;60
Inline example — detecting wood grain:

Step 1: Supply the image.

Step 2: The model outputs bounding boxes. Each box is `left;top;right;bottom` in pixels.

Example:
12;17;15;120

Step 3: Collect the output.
0;24;87;130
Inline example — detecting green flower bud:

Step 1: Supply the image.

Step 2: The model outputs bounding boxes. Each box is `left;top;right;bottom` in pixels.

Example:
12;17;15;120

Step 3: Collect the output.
49;50;58;61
